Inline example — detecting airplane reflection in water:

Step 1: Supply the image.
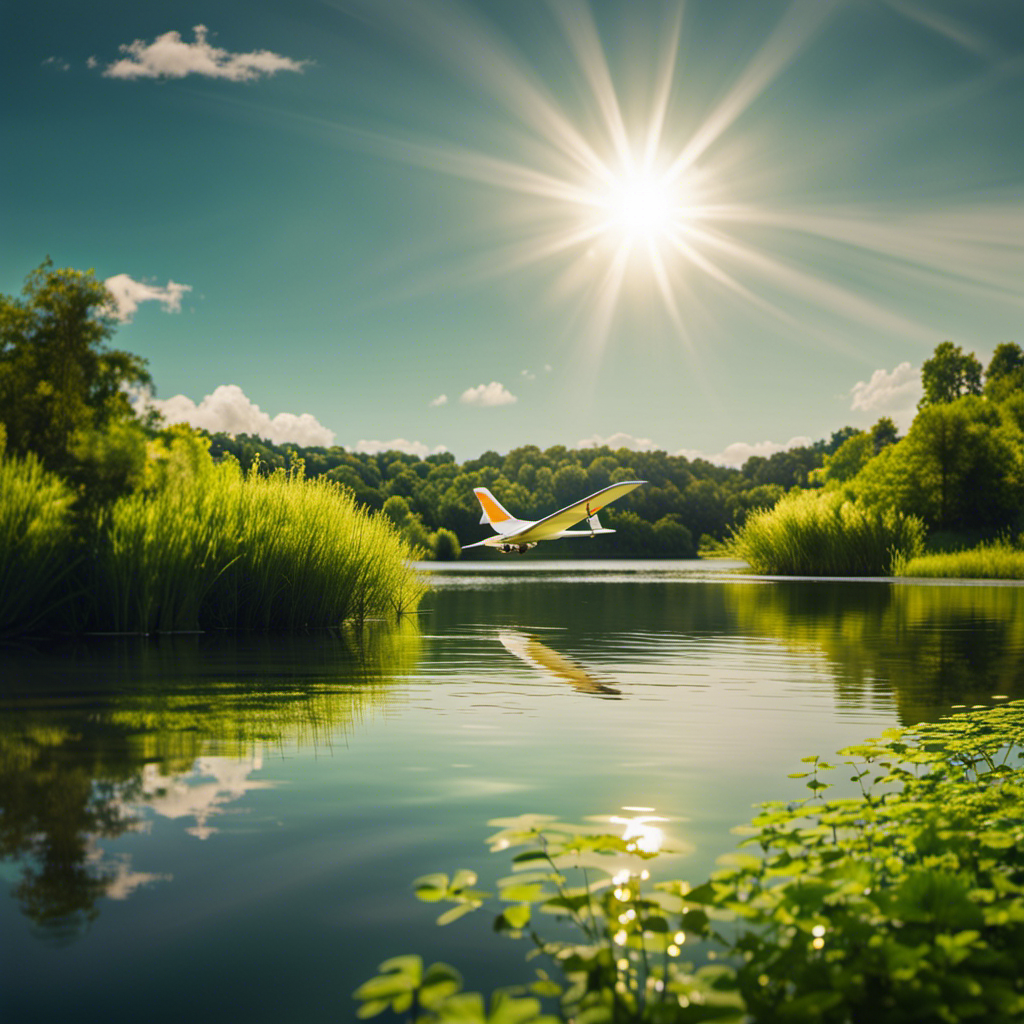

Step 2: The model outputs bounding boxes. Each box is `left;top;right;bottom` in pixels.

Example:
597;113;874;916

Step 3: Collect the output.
498;631;621;696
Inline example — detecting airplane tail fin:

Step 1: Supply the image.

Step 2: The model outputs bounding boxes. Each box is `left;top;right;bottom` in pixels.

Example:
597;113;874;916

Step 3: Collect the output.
474;487;514;527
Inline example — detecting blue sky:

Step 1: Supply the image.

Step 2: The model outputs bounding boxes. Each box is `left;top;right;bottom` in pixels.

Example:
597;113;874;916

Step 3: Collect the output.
3;0;1022;463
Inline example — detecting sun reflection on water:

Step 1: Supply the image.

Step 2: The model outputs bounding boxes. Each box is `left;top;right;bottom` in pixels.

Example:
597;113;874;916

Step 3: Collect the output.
609;805;668;854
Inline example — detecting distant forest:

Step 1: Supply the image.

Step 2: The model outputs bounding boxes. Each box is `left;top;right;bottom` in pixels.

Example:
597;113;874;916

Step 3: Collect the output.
206;337;1024;560
204;428;865;558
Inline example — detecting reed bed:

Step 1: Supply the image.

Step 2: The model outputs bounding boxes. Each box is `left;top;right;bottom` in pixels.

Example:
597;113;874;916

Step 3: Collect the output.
89;451;426;633
0;452;79;634
731;489;924;576
897;541;1024;580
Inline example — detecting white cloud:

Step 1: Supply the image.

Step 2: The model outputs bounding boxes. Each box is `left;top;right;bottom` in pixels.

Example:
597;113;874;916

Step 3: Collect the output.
520;369;536;380
430;394;448;407
850;361;922;430
104;273;192;323
677;436;814;468
544;364;553;373
102;24;309;82
460;381;517;407
87;56;99;69
42;56;70;71
353;438;448;458
143;384;335;447
578;432;660;452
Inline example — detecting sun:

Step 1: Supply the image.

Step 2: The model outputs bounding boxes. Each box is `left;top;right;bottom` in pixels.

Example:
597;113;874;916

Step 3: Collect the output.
597;168;691;244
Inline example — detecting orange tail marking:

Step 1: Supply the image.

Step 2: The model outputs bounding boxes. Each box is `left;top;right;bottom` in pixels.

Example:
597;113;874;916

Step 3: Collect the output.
477;490;511;523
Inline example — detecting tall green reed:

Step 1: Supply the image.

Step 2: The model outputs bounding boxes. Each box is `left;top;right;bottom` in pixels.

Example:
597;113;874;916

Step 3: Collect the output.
0;451;79;633
90;436;425;633
896;539;1024;579
731;489;924;576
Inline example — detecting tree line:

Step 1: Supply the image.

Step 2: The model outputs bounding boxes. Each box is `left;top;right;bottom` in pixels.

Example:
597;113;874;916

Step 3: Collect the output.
2;261;1021;561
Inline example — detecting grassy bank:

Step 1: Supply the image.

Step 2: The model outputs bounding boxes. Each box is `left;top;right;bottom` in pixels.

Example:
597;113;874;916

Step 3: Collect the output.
357;700;1024;1023
1;433;425;636
730;489;924;576
896;540;1024;579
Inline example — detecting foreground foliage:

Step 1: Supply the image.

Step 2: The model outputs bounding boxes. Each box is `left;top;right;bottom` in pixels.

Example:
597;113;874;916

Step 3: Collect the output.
357;701;1024;1023
729;490;924;576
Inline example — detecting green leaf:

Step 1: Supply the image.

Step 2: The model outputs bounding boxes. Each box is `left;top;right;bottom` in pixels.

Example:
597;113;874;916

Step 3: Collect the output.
500;883;548;903
355;999;390;1019
488;992;543;1024
378;955;424;981
512;851;550;864
353;975;414;1002
683;882;717;905
415;874;450;901
452;869;479;891
504;904;532;929
436;992;487;1022
438;902;482;926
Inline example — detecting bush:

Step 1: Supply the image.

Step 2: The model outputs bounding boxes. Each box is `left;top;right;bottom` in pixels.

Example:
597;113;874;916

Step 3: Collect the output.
431;528;461;561
89;430;425;632
731;489;924;576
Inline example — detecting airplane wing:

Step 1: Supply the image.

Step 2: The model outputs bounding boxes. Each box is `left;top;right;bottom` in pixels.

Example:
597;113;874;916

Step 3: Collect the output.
499;480;646;544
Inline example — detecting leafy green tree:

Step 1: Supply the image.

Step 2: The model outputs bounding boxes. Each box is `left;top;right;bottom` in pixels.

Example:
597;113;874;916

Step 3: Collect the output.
819;432;874;485
853;396;1024;532
870;416;899;453
984;342;1024;403
823;425;861;455
0;261;152;475
652;514;695;556
553;464;588;507
431;528;461;561
918;341;982;408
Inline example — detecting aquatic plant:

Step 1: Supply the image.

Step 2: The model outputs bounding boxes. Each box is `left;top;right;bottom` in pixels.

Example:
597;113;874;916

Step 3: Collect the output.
895;539;1024;580
730;489;924;576
0;449;79;633
356;700;1024;1023
89;432;425;632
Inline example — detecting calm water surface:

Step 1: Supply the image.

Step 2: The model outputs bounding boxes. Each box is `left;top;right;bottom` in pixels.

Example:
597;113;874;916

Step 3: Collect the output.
2;561;1023;1022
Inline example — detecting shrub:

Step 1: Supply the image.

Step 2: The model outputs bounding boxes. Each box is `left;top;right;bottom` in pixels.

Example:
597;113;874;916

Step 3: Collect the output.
431;528;461;561
731;489;924;576
90;431;425;632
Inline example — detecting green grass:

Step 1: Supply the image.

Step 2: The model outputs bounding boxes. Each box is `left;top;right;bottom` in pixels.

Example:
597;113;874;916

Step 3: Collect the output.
0;451;79;634
91;448;426;633
730;489;924;576
897;540;1024;579
1;432;426;635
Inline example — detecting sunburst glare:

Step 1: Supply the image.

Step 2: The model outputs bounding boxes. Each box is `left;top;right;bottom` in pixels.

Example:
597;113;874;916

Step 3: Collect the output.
336;0;1024;363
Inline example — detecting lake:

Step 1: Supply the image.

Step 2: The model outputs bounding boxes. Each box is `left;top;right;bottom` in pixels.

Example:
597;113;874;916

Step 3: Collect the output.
2;561;1023;1022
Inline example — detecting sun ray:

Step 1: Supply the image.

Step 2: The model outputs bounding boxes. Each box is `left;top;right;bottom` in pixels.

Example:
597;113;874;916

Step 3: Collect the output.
547;0;635;171
322;0;1024;368
664;0;840;180
642;2;686;172
689;225;937;347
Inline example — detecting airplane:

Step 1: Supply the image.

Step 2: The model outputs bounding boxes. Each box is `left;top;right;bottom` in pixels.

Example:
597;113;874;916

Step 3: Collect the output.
463;479;646;554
